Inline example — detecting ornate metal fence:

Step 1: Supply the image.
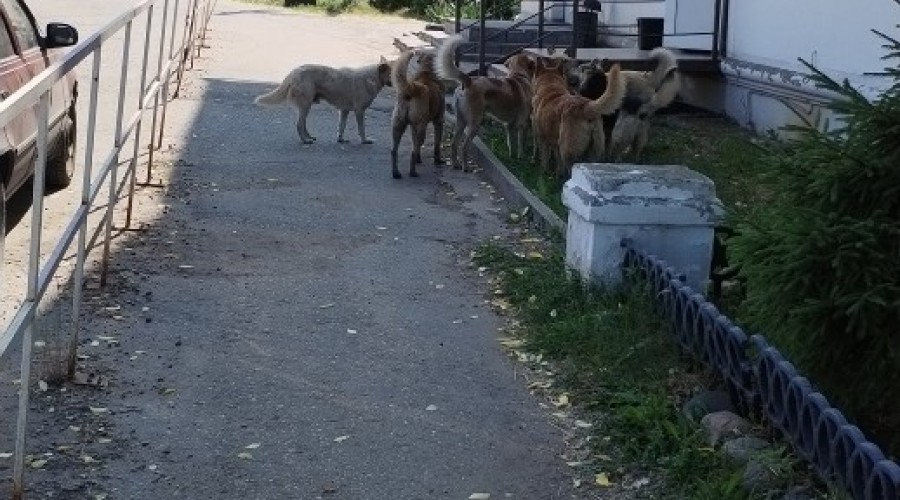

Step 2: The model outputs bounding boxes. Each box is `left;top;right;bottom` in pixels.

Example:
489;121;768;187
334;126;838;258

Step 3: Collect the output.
620;238;900;500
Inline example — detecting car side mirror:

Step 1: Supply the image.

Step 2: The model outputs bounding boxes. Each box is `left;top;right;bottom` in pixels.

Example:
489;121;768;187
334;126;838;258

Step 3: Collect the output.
45;23;78;48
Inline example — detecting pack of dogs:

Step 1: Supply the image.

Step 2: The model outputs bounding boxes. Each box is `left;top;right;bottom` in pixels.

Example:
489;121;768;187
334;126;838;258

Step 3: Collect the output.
254;34;682;180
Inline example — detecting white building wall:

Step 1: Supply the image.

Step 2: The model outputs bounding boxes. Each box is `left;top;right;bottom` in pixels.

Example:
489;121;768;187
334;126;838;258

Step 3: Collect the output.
584;0;897;136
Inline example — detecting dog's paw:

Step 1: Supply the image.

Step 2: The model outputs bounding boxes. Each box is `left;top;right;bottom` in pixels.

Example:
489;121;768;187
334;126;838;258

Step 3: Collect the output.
362;139;374;145
337;137;349;143
392;171;402;179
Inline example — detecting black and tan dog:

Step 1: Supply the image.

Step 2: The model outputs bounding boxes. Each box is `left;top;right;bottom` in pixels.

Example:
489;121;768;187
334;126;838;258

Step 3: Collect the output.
437;34;536;171
577;47;681;161
390;49;446;179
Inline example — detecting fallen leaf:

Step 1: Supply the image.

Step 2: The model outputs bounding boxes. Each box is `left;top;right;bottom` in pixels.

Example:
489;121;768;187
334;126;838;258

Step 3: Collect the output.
81;455;99;464
148;464;158;471
95;494;108;500
30;459;48;469
550;309;558;318
38;380;48;392
245;443;261;449
160;388;177;395
573;478;582;488
435;284;445;289
574;420;593;429
595;472;613;487
527;251;544;260
69;426;81;432
319;303;335;309
333;435;350;443
97;438;112;444
89;407;109;415
552;411;568;419
566;461;583;467
425;404;438;411
0;452;12;459
553;393;570;408
237;452;253;460
452;319;463;324
469;494;491;500
346;329;357;334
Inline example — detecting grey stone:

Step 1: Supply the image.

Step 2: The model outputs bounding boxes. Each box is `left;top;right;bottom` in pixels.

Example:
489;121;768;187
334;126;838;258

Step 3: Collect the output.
700;410;753;446
742;460;789;495
682;390;736;422
722;436;771;465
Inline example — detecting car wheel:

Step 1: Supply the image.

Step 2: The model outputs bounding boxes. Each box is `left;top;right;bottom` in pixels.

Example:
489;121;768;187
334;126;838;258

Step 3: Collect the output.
46;106;76;189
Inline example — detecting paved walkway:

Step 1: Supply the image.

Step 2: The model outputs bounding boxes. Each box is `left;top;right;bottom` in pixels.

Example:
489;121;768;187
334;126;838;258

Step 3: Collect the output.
13;2;583;498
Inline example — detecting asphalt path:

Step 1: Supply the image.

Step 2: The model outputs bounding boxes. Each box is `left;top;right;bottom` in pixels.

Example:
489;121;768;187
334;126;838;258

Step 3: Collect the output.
1;2;585;498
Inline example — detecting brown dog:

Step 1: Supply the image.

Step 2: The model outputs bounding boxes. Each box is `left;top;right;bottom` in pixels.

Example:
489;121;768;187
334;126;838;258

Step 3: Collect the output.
390;49;446;179
437;34;536;171
531;56;625;178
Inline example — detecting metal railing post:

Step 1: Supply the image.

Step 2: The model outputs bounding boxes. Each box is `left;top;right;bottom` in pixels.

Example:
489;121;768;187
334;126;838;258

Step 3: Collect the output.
143;0;171;189
479;0;486;76
538;0;545;49
711;0;722;60
155;0;182;152
12;92;50;500
126;4;158;228
570;0;580;58
67;48;103;378
100;19;135;286
175;0;199;97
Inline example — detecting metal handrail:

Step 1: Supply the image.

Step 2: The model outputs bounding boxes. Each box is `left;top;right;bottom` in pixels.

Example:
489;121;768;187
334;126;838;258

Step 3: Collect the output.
0;1;216;497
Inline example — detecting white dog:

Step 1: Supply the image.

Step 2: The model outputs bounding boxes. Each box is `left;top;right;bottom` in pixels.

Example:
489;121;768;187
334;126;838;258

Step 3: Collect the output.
255;58;394;144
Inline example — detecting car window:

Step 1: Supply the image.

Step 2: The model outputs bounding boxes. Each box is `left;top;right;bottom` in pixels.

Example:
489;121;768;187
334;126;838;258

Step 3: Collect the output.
1;0;39;50
0;21;16;58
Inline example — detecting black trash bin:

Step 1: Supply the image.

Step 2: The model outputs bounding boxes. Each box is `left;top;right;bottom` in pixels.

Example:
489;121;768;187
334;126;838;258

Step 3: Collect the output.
637;17;664;50
574;11;599;48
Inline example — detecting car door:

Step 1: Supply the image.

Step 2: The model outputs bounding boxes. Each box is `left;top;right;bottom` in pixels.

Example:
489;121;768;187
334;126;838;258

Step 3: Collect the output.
0;3;35;196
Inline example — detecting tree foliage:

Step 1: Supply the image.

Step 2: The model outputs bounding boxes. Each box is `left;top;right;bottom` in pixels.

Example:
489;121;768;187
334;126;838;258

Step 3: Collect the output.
730;24;900;452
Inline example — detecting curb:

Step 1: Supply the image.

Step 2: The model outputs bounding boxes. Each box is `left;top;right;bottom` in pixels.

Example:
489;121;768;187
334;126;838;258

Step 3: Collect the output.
442;111;567;237
469;135;567;237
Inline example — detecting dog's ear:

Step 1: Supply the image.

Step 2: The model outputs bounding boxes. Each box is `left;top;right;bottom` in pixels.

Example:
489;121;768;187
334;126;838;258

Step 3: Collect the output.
380;55;388;64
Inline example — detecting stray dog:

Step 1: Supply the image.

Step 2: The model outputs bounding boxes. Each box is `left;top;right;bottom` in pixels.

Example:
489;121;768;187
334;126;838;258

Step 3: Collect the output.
577;48;681;161
531;56;625;178
390;49;446;179
437;34;536;171
255;57;393;145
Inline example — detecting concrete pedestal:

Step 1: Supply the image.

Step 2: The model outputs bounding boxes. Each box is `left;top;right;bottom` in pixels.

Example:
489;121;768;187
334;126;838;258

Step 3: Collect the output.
562;163;724;291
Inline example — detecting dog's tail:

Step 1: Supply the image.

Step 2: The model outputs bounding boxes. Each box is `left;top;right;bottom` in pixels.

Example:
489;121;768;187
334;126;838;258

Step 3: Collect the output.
392;49;423;99
585;64;626;118
643;48;681;114
436;34;471;88
254;75;291;106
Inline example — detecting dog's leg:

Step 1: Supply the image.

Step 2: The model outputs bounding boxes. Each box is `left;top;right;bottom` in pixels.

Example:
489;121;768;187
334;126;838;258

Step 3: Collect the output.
337;110;350;143
450;107;466;170
589;124;606;163
296;102;316;144
505;122;518;159
516;122;527;161
432;116;445;165
633;120;650;162
391;118;407;179
356;109;373;144
410;123;426;178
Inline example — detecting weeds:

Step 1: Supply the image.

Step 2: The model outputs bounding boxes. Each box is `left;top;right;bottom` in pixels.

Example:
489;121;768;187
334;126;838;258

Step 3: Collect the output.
473;242;749;498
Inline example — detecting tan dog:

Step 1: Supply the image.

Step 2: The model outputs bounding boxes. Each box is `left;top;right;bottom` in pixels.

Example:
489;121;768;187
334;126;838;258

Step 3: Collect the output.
390;49;446;179
577;48;681;161
255;58;393;144
531;56;625;178
437;34;536;171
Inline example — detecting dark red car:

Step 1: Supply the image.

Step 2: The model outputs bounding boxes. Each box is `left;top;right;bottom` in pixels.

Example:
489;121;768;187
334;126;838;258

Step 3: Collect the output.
0;0;78;233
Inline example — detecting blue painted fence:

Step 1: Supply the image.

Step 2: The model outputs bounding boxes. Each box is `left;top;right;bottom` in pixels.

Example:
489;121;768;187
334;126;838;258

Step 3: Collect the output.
620;239;900;500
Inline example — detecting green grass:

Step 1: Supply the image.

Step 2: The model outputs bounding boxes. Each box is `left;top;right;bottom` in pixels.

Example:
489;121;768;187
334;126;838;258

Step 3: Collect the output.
474;243;751;498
